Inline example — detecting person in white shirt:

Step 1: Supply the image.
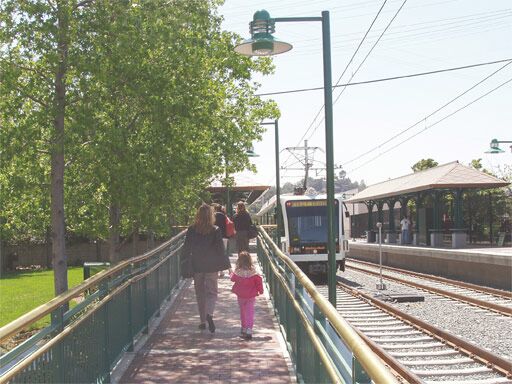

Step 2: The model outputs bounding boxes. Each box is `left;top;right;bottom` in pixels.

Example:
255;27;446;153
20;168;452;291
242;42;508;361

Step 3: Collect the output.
400;216;411;244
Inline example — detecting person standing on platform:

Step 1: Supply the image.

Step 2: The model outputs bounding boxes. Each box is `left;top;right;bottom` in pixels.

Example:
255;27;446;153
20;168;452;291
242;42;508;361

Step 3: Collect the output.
181;203;231;333
233;201;252;252
230;251;263;340
213;203;229;277
400;215;411;245
213;203;228;248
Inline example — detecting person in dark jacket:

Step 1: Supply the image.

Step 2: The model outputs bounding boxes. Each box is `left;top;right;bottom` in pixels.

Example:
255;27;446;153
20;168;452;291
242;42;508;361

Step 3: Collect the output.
182;203;231;333
213;203;227;238
233;201;252;252
213;203;229;276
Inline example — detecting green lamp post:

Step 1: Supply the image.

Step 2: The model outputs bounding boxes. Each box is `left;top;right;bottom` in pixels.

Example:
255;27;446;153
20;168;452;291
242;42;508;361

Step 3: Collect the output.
260;120;281;247
235;10;337;305
485;138;512;154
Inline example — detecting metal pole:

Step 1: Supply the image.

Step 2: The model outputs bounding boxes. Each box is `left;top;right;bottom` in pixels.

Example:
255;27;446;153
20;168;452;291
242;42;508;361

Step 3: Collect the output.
352;202;355;240
321;11;336;306
376;222;386;290
489;192;493;245
225;159;231;217
274;119;282;248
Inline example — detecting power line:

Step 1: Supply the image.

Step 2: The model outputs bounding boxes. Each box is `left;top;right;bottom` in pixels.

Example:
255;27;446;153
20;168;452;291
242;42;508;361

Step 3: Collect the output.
347;76;512;173
342;59;512;167
301;0;390;145
281;0;389;167
307;0;408;141
294;11;512;52
255;58;512;97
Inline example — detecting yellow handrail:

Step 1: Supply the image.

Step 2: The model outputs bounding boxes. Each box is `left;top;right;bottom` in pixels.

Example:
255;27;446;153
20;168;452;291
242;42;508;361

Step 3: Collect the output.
0;231;186;343
260;224;277;229
0;245;185;384
258;227;398;384
259;242;342;383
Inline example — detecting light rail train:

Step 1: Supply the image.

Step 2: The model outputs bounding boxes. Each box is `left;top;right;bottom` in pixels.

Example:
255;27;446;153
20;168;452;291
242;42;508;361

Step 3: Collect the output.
255;193;349;281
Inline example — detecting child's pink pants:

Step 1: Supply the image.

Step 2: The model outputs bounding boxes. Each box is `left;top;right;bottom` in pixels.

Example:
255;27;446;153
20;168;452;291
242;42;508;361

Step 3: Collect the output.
237;297;256;329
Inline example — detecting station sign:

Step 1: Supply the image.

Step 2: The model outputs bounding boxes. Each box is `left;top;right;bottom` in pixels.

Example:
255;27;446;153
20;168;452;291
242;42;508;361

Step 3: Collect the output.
286;200;338;208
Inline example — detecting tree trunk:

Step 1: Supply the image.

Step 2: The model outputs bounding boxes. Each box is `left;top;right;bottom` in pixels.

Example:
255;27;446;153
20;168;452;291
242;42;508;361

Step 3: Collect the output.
51;4;69;296
108;202;121;263
147;229;155;250
45;226;52;269
132;223;139;258
95;239;101;261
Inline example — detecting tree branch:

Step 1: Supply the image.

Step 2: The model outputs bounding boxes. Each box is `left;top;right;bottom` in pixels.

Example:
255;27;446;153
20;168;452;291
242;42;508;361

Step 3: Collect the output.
46;0;57;13
116;228;137;251
64;140;94;168
10;62;54;85
124;112;141;133
14;86;49;108
75;0;94;9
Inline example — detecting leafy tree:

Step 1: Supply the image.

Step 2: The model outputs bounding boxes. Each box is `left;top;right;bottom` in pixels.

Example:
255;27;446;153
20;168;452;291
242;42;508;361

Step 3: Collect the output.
411;158;438;172
464;159;510;243
1;0;82;295
1;0;277;292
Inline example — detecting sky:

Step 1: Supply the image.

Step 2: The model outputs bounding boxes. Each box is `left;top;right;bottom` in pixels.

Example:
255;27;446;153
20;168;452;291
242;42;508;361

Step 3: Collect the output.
218;0;512;188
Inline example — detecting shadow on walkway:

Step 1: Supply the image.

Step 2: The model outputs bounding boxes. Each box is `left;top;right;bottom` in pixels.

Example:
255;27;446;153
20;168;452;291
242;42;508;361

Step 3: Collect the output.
118;255;294;383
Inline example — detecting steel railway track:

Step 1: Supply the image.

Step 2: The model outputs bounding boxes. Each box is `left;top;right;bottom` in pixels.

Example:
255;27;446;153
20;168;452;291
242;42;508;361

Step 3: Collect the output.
317;283;512;384
345;259;512;317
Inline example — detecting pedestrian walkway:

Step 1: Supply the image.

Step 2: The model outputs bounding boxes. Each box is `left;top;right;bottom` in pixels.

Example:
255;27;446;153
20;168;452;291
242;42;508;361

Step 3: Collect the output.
117;254;295;383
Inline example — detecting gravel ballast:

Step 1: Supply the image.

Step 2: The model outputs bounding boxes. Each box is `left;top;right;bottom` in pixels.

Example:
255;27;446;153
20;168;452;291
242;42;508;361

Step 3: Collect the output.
338;268;512;361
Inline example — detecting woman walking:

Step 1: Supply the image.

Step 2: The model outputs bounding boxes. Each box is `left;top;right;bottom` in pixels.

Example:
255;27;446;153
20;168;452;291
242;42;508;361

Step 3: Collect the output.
182;203;231;332
233;201;253;252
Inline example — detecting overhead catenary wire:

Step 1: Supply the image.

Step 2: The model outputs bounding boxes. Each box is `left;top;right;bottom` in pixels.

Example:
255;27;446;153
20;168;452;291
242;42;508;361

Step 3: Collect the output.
255;58;512;97
346;76;512;174
306;0;408;141
281;0;390;168
293;11;512;54
341;59;512;167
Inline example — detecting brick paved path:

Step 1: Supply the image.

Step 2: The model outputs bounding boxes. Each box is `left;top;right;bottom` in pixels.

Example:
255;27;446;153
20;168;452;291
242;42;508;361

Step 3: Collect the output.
119;254;294;383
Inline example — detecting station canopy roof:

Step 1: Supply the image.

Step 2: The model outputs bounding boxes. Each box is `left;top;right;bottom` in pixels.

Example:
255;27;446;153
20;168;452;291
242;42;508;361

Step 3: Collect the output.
345;161;509;203
207;185;271;205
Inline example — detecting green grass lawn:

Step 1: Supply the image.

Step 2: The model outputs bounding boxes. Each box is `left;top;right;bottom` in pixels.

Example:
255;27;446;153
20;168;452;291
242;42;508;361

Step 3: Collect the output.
0;267;84;329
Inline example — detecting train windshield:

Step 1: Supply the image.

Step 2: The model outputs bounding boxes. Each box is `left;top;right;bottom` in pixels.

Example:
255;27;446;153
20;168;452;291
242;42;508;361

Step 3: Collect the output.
285;200;339;245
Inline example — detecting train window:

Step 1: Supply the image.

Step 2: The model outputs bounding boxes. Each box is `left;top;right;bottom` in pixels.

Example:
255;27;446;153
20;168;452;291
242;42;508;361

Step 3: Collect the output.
285;201;339;245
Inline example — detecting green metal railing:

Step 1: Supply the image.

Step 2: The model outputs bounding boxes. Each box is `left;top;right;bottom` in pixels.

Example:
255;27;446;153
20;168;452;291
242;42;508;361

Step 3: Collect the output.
0;231;186;384
257;227;397;384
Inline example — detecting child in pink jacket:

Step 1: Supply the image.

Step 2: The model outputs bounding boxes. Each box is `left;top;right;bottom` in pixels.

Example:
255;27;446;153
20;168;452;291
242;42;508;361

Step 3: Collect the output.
230;251;263;340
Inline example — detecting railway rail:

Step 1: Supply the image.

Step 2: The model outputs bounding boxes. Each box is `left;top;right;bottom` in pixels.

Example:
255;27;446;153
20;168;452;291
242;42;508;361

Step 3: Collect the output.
318;282;512;384
345;259;512;318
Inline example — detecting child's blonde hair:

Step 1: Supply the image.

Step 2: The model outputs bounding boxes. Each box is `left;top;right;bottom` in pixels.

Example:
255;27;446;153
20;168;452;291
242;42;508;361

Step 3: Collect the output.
236;251;253;270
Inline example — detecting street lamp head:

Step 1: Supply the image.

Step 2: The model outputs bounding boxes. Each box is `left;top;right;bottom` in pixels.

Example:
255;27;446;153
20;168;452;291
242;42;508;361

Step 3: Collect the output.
485;147;505;154
485;138;505;153
246;146;259;157
233;10;292;56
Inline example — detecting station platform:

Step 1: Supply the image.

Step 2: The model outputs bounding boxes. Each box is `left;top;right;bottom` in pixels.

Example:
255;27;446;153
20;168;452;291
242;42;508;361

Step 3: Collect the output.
348;241;512;290
113;254;295;383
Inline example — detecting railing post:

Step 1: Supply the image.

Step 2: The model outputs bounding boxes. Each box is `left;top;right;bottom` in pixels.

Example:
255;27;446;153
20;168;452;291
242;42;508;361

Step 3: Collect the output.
126;265;134;352
294;280;303;378
167;256;172;300
352;356;371;384
155;262;161;317
142;262;149;334
50;306;65;383
313;303;326;382
100;280;111;383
